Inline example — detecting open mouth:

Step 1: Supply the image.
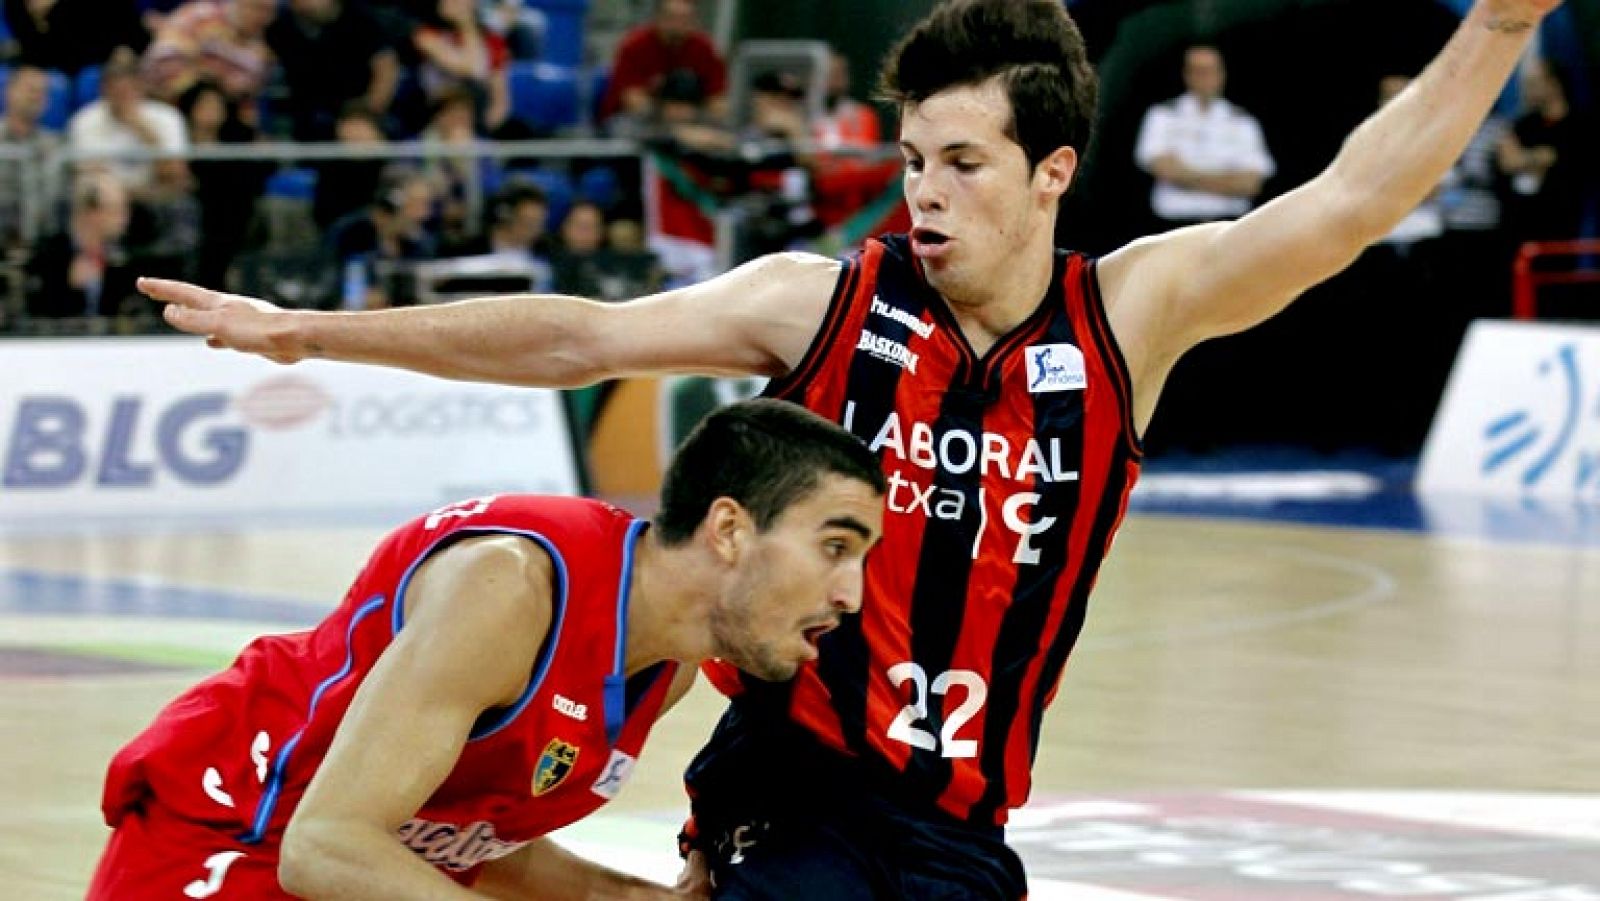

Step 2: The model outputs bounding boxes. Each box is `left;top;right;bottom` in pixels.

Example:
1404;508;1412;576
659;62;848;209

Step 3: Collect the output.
910;227;952;260
802;621;838;649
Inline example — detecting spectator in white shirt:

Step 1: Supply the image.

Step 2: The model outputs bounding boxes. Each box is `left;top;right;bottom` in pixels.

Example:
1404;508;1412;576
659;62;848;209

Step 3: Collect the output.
1134;45;1274;226
66;51;190;195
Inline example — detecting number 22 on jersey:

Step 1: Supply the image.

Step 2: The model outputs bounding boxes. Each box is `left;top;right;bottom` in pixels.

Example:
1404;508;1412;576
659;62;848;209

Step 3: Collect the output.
884;663;987;758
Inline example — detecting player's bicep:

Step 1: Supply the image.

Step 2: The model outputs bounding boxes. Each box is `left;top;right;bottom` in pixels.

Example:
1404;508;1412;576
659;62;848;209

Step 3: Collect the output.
588;252;842;379
292;538;552;834
1109;172;1370;355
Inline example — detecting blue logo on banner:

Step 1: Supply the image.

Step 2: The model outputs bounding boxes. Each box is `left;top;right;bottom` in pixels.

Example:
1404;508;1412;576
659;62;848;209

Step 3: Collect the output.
4;393;248;489
1481;344;1600;494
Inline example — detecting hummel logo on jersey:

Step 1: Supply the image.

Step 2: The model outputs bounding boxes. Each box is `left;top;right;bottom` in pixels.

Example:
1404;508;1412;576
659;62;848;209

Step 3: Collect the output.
553;694;588;721
870;295;934;339
858;330;920;373
1025;343;1087;393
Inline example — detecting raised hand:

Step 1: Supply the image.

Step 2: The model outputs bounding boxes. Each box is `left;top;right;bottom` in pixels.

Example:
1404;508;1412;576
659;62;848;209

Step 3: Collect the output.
138;277;308;365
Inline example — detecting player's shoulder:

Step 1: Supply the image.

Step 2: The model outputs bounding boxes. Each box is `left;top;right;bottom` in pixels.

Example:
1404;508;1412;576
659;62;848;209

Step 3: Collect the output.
752;250;845;279
707;251;845;308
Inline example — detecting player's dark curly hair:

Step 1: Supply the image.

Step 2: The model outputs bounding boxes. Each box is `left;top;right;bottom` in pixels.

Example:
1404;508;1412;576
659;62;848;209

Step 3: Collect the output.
878;0;1099;172
655;399;885;545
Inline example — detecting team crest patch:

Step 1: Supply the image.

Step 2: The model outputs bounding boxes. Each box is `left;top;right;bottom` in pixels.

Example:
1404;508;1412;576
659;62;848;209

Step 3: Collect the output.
1024;343;1087;393
533;739;580;796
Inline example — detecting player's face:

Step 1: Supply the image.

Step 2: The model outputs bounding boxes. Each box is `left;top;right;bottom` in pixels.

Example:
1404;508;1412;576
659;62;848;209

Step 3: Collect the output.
898;80;1061;304
712;474;882;682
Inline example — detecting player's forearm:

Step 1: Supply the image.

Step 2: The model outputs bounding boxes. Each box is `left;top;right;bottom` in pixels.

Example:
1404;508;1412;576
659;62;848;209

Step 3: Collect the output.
1326;2;1539;239
278;821;483;899
292;295;610;388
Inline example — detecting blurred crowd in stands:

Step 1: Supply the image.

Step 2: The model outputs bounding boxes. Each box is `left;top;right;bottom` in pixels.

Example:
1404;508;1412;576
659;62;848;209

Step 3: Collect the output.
0;0;1593;367
0;0;896;330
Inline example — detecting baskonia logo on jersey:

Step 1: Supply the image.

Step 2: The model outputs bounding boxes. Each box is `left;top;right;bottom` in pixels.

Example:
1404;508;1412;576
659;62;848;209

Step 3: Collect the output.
857;330;920;373
532;738;579;795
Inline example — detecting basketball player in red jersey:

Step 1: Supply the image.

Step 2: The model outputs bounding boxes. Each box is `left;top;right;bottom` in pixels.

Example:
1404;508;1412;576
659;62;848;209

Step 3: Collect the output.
87;399;884;900
142;0;1562;895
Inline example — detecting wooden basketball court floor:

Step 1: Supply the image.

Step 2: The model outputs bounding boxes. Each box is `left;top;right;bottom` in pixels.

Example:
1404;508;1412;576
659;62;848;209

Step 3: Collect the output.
3;495;1598;898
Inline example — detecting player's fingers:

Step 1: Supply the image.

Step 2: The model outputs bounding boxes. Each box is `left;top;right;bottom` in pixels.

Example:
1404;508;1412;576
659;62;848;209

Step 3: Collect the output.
164;302;216;336
138;277;221;311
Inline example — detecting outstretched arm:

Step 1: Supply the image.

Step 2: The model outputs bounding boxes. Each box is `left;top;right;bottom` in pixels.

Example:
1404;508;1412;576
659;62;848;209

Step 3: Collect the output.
1103;0;1558;387
140;251;842;387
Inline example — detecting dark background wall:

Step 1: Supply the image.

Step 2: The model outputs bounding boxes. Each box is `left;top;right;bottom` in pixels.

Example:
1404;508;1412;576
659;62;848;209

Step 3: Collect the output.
737;0;1597;455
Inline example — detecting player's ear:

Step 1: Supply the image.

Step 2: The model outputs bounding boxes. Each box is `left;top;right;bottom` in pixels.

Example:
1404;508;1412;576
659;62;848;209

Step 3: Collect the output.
1034;145;1078;198
704;497;750;563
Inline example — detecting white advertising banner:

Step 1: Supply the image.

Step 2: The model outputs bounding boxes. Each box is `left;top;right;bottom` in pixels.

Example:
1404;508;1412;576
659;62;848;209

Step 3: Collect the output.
1;337;584;521
1418;319;1600;501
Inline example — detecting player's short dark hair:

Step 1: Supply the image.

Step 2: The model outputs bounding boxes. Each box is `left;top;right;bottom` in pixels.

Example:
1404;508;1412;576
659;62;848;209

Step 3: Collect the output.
878;0;1099;172
655;399;886;545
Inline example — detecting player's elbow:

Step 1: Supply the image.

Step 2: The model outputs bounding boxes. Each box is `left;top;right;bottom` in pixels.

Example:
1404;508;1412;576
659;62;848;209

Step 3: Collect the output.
278;815;344;898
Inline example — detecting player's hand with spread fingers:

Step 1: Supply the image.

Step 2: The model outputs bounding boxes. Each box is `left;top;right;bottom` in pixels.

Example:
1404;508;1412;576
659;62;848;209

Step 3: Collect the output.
138;277;308;365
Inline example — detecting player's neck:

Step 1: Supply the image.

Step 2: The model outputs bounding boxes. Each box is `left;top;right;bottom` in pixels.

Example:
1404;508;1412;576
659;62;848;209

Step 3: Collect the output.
939;241;1057;355
619;531;707;674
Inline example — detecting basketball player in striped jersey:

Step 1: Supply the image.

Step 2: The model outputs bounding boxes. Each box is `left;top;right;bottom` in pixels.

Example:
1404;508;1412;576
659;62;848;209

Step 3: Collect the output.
88;400;883;899
144;0;1563;894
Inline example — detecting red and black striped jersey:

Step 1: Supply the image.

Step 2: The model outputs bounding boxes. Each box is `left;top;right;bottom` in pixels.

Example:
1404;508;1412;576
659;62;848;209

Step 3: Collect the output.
701;234;1142;826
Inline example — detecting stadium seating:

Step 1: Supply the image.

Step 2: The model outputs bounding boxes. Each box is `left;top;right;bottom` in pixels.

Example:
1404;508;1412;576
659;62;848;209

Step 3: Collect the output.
528;0;587;68
74;65;100;109
263;166;318;202
576;165;620;211
508;62;581;132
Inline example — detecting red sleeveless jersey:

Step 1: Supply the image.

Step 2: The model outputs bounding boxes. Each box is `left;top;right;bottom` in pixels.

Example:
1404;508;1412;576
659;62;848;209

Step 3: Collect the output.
101;495;678;885
701;234;1142;826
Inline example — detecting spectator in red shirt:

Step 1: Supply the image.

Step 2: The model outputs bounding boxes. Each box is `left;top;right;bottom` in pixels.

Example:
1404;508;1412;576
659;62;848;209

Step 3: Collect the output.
414;0;512;135
600;0;726;127
810;47;894;228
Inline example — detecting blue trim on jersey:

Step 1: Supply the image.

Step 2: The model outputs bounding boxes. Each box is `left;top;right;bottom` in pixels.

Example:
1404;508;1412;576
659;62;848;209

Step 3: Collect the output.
604;519;647;745
461;529;571;741
379;523;571;741
241;593;387;844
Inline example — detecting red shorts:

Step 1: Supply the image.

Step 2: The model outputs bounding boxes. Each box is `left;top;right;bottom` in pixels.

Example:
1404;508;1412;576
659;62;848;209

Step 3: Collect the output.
87;802;289;900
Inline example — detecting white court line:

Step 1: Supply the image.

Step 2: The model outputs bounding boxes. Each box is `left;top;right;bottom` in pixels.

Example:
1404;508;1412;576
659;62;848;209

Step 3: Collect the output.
1080;543;1397;651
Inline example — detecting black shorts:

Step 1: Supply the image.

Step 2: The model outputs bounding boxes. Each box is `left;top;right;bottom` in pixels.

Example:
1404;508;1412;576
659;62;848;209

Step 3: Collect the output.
683;700;1028;901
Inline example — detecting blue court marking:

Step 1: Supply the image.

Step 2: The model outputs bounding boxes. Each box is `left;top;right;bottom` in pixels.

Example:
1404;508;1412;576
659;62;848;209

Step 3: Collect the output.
1132;448;1600;547
0;568;322;625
